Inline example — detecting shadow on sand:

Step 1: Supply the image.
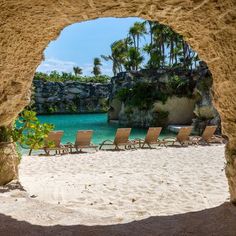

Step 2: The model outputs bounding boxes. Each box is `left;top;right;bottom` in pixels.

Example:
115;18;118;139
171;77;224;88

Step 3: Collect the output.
0;203;235;236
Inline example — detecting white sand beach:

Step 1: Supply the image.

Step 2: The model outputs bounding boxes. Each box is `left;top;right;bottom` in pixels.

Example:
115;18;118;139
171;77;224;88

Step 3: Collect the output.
1;145;236;235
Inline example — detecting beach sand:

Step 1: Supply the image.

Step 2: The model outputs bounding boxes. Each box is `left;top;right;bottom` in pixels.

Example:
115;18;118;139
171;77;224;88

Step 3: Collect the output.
1;145;236;235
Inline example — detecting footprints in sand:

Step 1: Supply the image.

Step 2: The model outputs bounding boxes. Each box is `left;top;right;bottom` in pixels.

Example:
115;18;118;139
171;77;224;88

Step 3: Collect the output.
19;146;228;224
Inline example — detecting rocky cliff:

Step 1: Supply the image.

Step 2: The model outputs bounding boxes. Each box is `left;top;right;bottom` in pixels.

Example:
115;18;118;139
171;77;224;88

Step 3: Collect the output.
33;80;111;114
108;64;220;130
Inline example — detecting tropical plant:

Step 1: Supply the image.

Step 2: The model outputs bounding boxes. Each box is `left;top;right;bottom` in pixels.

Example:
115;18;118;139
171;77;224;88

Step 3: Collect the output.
128;22;146;51
73;66;83;76
101;39;128;75
12;110;54;155
34;71;110;83
92;57;102;76
124;47;144;71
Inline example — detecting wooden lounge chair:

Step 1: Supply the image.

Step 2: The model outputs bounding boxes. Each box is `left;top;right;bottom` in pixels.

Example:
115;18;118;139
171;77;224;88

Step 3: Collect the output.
44;131;69;155
99;128;134;150
191;126;225;145
163;126;193;146
133;127;162;148
67;130;97;153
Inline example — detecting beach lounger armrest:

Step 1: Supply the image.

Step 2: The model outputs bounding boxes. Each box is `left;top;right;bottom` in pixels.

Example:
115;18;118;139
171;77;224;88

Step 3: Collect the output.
100;139;113;144
99;139;114;149
162;136;176;141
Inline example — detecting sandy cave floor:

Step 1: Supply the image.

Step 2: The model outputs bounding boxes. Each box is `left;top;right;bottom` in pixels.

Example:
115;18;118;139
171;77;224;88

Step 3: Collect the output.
0;145;236;236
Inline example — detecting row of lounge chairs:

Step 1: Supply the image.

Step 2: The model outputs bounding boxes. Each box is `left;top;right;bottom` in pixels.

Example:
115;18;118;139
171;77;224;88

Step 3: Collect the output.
39;125;225;156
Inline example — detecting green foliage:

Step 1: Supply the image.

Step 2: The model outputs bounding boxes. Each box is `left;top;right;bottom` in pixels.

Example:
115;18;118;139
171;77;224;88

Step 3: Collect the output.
116;82;168;110
98;98;109;112
102;20;200;75
0;126;12;143
73;66;83;76
197;76;213;92
124;106;134;115
48;105;58;113
15;110;54;153
34;72;110;84
70;103;77;112
124;47;144;71
0;110;54;155
92;57;102;76
167;75;192;97
116;88;131;102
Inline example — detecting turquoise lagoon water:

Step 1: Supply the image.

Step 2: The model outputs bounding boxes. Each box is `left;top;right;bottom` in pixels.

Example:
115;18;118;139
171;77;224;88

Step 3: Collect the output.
37;113;174;144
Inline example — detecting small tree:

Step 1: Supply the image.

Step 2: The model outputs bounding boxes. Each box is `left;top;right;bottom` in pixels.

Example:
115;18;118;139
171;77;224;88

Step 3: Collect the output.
92;57;102;76
12;110;54;155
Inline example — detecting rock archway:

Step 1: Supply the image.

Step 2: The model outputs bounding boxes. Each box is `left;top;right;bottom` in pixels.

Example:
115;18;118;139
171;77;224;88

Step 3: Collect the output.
0;1;235;203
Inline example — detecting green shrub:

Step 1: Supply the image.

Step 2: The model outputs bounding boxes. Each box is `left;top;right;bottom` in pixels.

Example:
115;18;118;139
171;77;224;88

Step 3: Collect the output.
33;72;110;84
117;82;165;110
70;103;77;112
116;88;131;102
48;105;58;113
99;98;109;112
167;75;194;98
14;110;54;155
0;110;54;156
0;126;12;143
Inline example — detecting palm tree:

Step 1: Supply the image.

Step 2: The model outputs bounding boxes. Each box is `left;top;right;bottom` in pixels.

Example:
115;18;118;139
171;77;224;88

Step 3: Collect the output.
128;22;146;51
125;47;144;71
73;66;83;76
101;38;131;75
92;57;102;76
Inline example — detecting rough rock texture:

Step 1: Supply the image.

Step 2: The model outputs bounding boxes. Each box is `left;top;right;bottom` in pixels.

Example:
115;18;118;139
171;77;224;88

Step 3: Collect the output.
0;1;235;201
108;69;212;128
154;96;196;124
0;143;19;185
118;96;196;127
33;80;111;114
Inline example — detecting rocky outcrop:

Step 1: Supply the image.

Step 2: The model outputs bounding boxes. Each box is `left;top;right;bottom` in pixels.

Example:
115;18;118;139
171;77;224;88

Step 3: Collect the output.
0;0;235;202
192;62;221;133
0;143;19;185
154;96;197;125
33;80;111;114
108;68;213;128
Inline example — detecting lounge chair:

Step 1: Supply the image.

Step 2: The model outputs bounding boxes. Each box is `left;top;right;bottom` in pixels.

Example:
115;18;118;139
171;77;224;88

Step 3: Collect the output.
133;127;162;148
190;126;225;145
99;128;134;150
163;126;193;146
67;130;97;153
44;131;69;155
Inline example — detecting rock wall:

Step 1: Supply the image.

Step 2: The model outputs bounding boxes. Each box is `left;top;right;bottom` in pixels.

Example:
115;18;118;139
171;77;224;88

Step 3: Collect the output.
154;96;197;125
108;68;214;128
0;0;235;202
33;80;111;114
0;143;19;185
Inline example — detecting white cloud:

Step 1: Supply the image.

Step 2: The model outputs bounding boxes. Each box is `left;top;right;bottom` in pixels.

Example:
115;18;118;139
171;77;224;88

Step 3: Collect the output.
37;58;113;76
36;58;77;74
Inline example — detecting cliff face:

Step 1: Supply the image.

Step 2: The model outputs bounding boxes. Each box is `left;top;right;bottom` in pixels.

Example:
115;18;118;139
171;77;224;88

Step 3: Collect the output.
33;80;111;114
108;65;219;129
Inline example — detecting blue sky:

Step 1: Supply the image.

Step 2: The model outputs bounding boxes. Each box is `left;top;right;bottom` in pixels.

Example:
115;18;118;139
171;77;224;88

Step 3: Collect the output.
37;17;147;76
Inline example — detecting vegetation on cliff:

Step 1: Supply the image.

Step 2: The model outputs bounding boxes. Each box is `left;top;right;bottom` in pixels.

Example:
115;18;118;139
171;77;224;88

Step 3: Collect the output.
34;71;110;84
116;74;195;111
